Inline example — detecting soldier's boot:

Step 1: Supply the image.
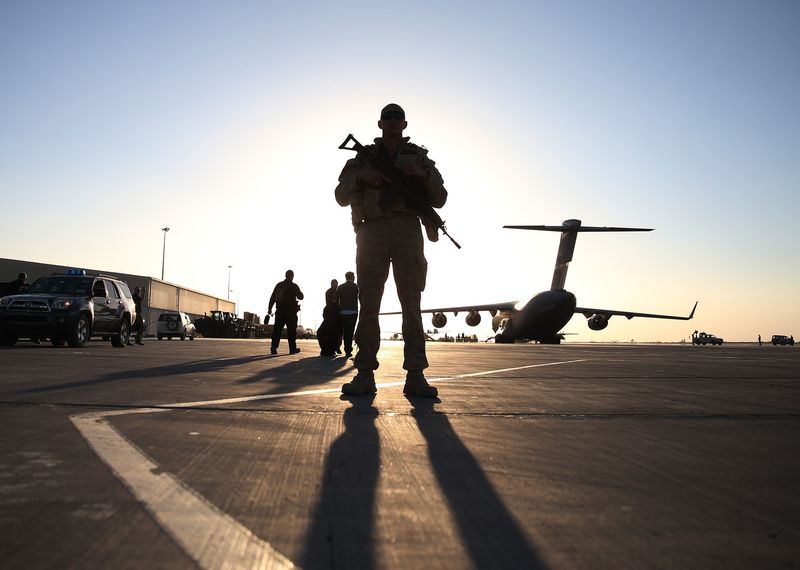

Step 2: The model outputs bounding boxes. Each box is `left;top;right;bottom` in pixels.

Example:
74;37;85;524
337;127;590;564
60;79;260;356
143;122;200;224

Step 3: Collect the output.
403;370;438;398
341;370;377;395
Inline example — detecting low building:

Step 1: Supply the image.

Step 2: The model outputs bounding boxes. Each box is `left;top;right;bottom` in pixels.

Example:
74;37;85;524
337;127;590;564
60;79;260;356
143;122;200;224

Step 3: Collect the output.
0;257;234;336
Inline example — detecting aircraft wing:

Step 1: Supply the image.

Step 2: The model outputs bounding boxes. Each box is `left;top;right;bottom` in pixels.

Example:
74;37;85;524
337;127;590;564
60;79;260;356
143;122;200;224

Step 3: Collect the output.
381;301;518;316
575;301;698;321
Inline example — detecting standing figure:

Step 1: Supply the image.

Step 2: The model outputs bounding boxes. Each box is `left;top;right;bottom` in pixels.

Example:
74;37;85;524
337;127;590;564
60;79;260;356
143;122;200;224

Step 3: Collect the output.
336;271;359;358
6;272;40;344
318;279;342;357
268;270;304;355
334;103;447;397
758;334;762;346
7;272;29;295
325;279;338;305
129;286;146;345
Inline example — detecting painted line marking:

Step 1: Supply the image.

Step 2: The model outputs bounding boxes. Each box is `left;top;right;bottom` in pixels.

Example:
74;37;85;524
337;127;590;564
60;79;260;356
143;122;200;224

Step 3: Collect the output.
71;410;296;570
69;358;586;569
166;359;588;409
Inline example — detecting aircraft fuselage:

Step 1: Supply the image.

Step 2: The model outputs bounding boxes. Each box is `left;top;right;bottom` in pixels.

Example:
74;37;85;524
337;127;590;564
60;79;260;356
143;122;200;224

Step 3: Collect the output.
497;289;577;343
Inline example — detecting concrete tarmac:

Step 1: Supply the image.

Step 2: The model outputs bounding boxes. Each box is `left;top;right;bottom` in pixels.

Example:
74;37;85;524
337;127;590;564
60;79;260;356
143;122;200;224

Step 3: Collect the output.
1;339;798;569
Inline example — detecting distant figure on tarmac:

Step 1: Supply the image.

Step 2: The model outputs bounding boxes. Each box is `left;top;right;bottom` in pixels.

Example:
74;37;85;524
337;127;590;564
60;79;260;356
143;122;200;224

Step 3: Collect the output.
6;272;40;344
7;272;29;295
268;270;304;355
317;279;342;357
336;271;359;358
325;279;338;305
335;103;447;397
758;334;762;346
128;287;145;345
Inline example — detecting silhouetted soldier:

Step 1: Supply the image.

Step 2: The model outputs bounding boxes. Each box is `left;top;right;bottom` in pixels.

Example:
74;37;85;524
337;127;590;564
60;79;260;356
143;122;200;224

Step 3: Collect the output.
7;272;28;295
325;279;338;305
128;287;145;345
318;279;342;357
7;273;40;344
335;103;447;397
758;334;762;346
268;270;304;355
336;271;359;358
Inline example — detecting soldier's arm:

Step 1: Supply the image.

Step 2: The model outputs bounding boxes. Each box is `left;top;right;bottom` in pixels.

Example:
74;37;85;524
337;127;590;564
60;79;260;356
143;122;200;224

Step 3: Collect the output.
267;287;276;312
295;285;304;301
335;158;364;207
420;155;447;208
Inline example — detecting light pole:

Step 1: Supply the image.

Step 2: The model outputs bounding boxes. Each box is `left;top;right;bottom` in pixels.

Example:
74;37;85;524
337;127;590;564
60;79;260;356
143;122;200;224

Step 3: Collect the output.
161;227;170;280
229;290;239;315
227;265;232;300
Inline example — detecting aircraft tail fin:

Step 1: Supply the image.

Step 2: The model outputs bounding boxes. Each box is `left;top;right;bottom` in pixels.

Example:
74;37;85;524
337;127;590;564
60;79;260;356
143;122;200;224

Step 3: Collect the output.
504;219;653;291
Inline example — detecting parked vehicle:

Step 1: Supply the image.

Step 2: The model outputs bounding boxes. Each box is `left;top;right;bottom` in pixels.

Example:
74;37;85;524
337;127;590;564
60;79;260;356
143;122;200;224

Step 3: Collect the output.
691;331;723;345
157;312;196;340
194;310;254;338
0;270;135;348
771;335;795;346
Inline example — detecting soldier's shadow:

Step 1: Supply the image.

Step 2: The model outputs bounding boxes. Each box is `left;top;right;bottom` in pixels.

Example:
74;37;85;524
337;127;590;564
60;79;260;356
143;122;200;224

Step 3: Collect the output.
301;394;379;569
408;396;545;569
236;353;353;394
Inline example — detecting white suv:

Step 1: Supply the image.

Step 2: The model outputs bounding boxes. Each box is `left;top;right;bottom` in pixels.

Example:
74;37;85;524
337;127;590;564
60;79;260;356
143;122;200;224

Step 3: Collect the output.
157;312;196;341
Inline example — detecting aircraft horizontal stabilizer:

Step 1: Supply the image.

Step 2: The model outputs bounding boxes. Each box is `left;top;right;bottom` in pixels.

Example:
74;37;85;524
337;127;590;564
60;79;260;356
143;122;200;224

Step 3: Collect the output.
504;225;653;232
504;219;653;291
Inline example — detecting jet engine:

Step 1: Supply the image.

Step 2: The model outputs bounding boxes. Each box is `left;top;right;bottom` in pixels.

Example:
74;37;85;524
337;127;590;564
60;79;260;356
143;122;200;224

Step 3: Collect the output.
587;314;610;331
465;310;481;327
431;312;447;328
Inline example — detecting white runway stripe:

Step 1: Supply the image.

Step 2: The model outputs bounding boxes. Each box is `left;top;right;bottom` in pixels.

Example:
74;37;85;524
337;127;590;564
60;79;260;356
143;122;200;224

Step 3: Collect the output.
69;358;585;569
71;411;296;570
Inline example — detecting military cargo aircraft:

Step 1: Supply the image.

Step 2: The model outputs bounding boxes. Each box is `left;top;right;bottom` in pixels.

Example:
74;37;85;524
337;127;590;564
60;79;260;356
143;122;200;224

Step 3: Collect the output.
383;219;697;343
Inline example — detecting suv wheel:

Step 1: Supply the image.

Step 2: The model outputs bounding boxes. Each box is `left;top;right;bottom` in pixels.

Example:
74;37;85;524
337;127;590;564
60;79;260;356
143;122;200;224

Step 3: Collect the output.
111;317;131;348
68;314;90;348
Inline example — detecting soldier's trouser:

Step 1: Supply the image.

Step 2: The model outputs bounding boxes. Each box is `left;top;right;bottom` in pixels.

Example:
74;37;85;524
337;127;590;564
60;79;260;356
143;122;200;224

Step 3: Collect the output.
353;216;428;372
133;314;144;341
271;311;298;352
340;314;357;354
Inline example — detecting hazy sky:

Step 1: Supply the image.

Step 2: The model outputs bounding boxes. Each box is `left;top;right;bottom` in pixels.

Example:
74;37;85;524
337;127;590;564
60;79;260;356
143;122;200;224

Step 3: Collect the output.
1;1;798;342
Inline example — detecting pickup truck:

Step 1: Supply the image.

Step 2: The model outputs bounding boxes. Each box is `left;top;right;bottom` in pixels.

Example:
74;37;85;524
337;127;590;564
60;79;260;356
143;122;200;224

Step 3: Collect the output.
692;331;724;346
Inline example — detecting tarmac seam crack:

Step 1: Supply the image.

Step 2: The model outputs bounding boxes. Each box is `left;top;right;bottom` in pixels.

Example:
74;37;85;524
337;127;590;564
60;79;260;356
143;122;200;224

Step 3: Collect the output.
3;402;800;420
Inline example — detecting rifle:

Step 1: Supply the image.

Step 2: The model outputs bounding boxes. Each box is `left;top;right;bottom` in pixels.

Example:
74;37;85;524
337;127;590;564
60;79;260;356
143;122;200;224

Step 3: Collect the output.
338;134;461;249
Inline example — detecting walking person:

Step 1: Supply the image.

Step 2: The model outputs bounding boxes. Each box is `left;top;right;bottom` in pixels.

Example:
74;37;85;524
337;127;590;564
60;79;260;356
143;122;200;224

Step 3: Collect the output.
334;103;447;397
268;270;304;355
336;271;359;358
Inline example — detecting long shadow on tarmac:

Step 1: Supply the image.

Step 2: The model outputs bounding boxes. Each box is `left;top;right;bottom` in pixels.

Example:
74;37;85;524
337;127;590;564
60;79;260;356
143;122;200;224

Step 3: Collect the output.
409;397;545;570
17;353;353;395
302;394;379;569
16;354;274;394
235;354;353;393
